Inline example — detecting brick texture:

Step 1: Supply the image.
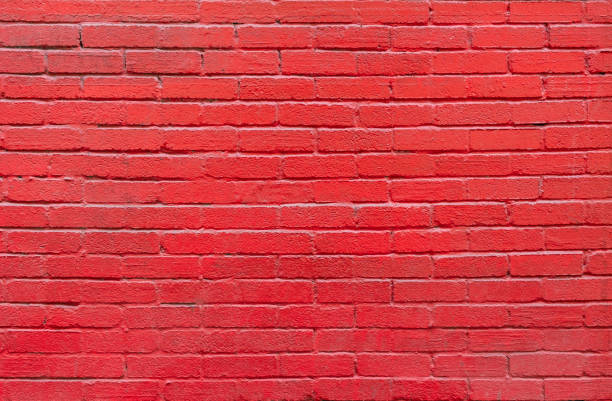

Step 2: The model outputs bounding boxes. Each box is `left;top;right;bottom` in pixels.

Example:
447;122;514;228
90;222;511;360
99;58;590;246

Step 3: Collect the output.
0;1;611;400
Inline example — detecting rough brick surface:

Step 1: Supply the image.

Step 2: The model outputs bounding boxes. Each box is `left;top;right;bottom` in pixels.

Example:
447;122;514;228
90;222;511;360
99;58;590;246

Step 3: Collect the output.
0;1;611;400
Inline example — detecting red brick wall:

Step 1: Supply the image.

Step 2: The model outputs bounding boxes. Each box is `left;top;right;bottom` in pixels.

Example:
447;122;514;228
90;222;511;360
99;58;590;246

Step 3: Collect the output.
0;1;611;400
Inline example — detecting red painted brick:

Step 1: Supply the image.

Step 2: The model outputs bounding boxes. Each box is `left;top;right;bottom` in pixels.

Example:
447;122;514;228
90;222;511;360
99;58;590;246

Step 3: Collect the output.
0;2;605;396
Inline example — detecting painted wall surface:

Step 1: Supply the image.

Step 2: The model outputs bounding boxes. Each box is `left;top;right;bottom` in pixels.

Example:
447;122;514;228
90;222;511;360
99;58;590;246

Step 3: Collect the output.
0;1;611;400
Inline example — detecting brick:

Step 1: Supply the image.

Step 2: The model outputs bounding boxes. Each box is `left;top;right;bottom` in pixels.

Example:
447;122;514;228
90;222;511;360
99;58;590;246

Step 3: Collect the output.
314;378;391;401
394;76;468;100
393;379;467;401
436;154;511;177
432;1;506;24
543;328;612;351
239;26;313;49
393;27;468;50
545;379;612;401
82;76;159;100
47;50;123;73
127;356;200;378
545;126;612;149
279;104;355;127
83;232;159;254
433;306;507;327
589;51;612;73
470;379;542;401
281;206;353;229
279;255;432;279
0;49;45;73
126;50;201;74
239;129;315;152
550;26;612;48
200;104;276;126
314;180;388;203
585;305;612;327
315;232;390;255
317;77;390;100
162;232;312;255
357;1;429;24
278;306;354;328
204;51;278;74
586;252;612;275
240;78;315;100
201;207;278;229
468;177;536;200
200;256;276;279
542;176;612;199
433;51;507;74
394;229;469;253
356;305;429;328
359;104;434;127
283;50;356;75
392;179;466;202
436;103;512;125
0;256;45;278
357;52;431;75
588;152;612;174
509;306;584;327
434;203;507;226
4;127;81;150
472;26;546;49
7;231;81;254
279;354;353;377
0;24;79;47
434;255;509;278
543;278;612;301
85;181;160;203
6;330;80;353
545;226;612;250
511;353;585;377
158;26;234;48
470;128;543;151
45;255;121;278
586;1;612;23
357;206;430;228
510;253;583;276
81;24;158;47
510;202;585;226
161;77;237;100
317;26;390;50
2;76;79;99
283;155;356;178
0;382;82;401
470;228;545;251
0;0;199;23
433;355;507;377
319;129;392;152
205;156;279;179
0;0;605;392
468;330;543;352
510;51;585;74
199;1;276;23
83;127;163;151
357;354;431;376
510;2;582;23
358;154;435;177
588;99;612;122
394;280;466;302
469;280;542;303
546;76;612;98
277;1;355;23
468;76;543;98
317;280;391;303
